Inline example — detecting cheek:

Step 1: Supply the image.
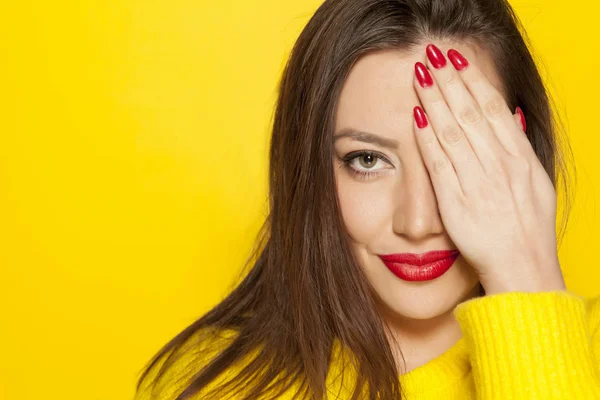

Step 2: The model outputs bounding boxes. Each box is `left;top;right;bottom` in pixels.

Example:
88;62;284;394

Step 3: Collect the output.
336;176;394;246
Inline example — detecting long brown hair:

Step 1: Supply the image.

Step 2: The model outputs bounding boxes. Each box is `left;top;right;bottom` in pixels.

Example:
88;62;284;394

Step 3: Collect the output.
135;0;575;398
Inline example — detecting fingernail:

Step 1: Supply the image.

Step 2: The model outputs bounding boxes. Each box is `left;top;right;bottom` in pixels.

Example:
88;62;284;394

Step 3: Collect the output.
413;106;428;128
515;106;526;132
447;49;469;70
415;62;433;88
426;44;447;69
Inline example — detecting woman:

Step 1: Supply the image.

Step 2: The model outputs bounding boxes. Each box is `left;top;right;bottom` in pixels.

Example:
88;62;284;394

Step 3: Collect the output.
134;0;600;398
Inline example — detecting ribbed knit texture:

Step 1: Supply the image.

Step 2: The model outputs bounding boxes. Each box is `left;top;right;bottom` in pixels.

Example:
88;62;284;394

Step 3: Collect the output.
135;291;600;399
450;290;600;400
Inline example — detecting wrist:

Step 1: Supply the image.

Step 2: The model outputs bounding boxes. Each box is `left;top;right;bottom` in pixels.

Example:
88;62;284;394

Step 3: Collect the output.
481;271;567;296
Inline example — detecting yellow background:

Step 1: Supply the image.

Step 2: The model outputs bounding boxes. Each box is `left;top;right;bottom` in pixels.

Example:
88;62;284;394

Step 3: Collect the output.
0;1;598;399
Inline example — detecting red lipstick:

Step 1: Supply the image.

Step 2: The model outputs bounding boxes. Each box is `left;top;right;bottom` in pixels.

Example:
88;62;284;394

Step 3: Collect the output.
378;250;460;281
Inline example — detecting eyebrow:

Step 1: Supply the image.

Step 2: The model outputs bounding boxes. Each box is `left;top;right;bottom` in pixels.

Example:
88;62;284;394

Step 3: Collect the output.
333;128;399;150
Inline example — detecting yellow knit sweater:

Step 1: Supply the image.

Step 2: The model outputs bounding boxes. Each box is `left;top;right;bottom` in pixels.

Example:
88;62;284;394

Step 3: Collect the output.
135;290;600;399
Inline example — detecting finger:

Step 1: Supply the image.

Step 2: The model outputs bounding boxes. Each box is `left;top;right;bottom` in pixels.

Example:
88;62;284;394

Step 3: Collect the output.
514;111;525;132
413;106;465;201
511;108;557;222
424;44;508;176
413;61;484;192
515;106;526;133
446;48;533;159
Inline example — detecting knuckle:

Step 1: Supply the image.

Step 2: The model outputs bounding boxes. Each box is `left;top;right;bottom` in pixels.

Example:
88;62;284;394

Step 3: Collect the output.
430;98;446;109
483;95;505;117
458;104;482;125
421;135;437;149
443;74;457;87
432;157;449;174
440;124;464;144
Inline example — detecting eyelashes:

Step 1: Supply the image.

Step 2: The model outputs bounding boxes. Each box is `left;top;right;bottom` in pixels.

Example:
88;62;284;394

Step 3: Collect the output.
339;150;394;180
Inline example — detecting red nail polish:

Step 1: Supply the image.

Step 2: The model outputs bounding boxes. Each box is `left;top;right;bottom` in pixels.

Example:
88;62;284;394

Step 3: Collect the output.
413;106;428;128
447;49;469;70
515;106;526;132
415;62;433;88
426;44;447;69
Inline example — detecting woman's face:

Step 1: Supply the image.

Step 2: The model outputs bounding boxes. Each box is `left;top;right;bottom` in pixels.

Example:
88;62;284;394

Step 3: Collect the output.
333;41;506;323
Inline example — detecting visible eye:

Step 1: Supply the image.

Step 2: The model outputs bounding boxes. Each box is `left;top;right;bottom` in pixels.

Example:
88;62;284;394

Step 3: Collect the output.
340;150;393;180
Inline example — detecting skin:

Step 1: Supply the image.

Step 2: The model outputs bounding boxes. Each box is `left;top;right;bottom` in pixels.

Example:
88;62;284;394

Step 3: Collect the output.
332;39;566;374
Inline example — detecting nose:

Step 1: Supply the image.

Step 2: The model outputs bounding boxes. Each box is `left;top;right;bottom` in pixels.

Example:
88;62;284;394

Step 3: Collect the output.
391;167;445;240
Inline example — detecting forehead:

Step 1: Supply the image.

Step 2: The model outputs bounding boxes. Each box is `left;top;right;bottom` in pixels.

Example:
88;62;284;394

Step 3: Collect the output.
334;41;504;137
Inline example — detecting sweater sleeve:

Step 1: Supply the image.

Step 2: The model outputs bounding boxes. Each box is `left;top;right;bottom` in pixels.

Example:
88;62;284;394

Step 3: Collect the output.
452;290;600;399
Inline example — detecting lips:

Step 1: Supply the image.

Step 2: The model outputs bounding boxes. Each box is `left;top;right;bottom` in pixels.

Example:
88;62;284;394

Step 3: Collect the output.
378;249;460;266
378;249;461;281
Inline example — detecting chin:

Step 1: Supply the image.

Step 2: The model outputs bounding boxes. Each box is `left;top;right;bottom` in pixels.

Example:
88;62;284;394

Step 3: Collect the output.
386;292;462;320
366;257;481;321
